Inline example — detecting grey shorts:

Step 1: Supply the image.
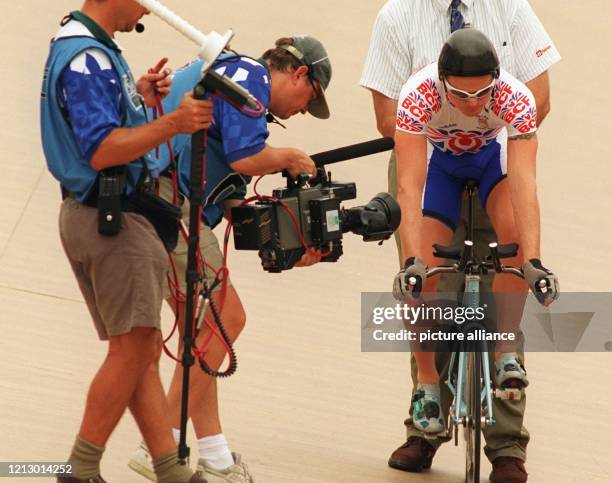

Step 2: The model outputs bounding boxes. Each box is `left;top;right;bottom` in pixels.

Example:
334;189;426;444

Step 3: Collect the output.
59;198;169;340
158;176;231;294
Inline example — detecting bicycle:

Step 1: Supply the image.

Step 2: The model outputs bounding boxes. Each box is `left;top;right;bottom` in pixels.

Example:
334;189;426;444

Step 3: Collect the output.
406;179;550;483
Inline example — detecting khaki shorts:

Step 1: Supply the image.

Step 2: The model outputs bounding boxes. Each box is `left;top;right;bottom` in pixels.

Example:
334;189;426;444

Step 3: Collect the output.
158;176;231;294
59;198;169;340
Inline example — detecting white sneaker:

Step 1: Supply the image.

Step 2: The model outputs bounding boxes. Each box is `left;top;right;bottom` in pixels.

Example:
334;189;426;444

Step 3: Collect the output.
128;443;156;482
196;453;255;483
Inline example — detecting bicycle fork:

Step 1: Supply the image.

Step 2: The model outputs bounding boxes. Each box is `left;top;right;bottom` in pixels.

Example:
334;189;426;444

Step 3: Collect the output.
446;275;496;431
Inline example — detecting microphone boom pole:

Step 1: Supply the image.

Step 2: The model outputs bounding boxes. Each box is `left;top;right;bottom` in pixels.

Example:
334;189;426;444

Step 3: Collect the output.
132;0;235;464
133;0;234;71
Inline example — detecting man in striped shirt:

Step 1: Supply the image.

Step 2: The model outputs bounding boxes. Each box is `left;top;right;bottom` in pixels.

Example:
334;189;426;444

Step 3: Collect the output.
360;1;560;481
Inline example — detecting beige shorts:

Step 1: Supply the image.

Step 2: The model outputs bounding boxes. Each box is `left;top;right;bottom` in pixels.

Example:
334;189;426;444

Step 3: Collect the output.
158;176;231;295
59;198;169;340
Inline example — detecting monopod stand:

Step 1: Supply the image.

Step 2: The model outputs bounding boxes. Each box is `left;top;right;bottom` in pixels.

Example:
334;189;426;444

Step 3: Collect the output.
178;81;208;463
178;74;264;463
133;0;265;465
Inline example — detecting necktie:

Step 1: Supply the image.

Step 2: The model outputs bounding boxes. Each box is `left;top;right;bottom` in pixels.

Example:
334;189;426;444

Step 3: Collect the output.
450;0;465;32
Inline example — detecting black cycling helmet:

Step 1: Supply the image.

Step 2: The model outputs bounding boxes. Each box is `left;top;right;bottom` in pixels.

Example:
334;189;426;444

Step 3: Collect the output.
438;28;500;80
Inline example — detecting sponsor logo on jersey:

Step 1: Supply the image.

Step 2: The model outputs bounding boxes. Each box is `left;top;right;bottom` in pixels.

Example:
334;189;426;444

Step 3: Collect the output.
397;79;442;132
416;79;442;113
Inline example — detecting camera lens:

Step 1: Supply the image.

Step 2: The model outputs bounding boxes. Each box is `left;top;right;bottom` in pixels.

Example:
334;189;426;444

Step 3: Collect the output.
365;192;401;231
341;192;401;240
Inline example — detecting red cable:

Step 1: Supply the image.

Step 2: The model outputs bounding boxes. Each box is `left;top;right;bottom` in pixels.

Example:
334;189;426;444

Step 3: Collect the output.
153;90;263;368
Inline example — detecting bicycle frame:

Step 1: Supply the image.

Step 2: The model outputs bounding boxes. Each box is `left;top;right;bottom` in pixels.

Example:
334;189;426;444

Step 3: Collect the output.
446;275;496;428
420;180;525;482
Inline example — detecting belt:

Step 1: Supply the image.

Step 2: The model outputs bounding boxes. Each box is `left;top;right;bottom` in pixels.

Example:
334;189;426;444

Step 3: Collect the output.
61;187;133;210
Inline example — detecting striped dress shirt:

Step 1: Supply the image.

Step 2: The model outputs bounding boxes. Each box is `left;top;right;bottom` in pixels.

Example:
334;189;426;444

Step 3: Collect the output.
360;0;561;100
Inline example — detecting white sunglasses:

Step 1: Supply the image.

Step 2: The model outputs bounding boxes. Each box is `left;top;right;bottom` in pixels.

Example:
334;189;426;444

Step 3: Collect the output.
444;78;496;100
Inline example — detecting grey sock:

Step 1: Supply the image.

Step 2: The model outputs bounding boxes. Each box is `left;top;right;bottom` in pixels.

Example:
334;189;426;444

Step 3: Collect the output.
68;436;104;479
153;450;194;483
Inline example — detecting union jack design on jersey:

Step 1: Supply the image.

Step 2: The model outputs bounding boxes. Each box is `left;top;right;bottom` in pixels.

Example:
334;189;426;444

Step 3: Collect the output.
395;63;537;152
490;80;537;133
397;112;426;132
396;79;442;133
512;108;537;134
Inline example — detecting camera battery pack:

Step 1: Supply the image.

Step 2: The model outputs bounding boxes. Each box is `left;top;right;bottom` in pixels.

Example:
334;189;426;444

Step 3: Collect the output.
231;204;275;250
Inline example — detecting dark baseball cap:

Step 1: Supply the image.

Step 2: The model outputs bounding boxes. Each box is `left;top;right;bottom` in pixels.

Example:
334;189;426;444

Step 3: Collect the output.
280;35;332;119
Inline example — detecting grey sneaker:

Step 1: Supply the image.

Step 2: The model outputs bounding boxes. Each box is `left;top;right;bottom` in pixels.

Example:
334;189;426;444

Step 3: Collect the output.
128;443;156;481
196;453;254;483
495;353;529;389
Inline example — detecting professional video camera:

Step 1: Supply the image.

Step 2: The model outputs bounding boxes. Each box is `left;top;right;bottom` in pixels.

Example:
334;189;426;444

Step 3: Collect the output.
231;138;401;272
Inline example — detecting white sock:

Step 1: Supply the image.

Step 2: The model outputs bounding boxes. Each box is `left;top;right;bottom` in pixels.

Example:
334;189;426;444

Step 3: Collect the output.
172;428;181;445
198;434;234;471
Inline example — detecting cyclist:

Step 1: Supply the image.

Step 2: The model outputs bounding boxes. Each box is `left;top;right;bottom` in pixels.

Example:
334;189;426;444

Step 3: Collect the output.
392;28;559;433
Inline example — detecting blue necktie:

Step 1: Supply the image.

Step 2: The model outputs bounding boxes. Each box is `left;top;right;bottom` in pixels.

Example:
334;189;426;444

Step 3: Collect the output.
450;0;465;32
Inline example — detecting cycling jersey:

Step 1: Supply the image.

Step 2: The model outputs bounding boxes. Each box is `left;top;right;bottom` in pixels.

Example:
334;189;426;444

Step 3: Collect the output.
395;62;537;229
396;62;537;154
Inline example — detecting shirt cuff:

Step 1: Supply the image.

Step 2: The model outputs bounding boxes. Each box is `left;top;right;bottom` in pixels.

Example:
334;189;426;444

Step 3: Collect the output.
226;143;266;164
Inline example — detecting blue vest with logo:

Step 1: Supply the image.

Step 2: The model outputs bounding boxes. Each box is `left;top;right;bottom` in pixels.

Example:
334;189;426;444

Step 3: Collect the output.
40;35;158;202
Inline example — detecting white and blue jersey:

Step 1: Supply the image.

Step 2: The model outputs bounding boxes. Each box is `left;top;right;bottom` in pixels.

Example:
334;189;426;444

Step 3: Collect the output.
396;62;538;230
40;20;158;202
158;55;270;227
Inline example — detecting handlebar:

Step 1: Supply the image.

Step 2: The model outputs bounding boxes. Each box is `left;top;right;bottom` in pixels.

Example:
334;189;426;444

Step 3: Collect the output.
405;240;554;299
409;264;524;283
405;240;552;293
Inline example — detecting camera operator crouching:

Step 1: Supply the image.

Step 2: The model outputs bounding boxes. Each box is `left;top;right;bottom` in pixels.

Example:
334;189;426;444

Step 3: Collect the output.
39;2;213;482
126;35;332;482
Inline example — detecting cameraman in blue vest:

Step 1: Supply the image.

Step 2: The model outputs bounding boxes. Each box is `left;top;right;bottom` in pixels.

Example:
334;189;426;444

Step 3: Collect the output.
128;36;332;482
40;1;213;482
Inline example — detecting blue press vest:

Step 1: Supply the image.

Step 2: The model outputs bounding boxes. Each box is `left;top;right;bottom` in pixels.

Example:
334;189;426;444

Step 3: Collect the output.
40;35;158;202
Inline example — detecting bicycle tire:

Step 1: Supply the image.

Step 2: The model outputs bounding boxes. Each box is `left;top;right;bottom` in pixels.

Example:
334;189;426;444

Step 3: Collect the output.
464;350;482;483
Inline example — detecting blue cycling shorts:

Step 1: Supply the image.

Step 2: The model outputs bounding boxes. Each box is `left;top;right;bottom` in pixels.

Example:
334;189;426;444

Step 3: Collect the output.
422;136;507;231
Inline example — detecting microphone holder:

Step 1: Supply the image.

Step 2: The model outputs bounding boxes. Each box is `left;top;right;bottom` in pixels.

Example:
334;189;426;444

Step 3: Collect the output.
134;0;233;72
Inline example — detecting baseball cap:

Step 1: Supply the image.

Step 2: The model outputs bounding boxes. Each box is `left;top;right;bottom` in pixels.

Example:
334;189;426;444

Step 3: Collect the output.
280;35;332;119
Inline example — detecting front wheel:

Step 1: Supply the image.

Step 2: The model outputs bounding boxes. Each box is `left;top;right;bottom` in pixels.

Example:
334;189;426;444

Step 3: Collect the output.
464;350;482;482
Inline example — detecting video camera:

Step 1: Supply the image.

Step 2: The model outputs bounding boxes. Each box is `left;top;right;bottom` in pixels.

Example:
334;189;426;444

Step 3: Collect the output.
231;138;401;272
